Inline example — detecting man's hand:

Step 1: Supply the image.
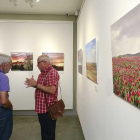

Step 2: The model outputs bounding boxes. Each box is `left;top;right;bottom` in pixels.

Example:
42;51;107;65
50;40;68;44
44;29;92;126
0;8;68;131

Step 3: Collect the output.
25;75;37;88
25;75;56;94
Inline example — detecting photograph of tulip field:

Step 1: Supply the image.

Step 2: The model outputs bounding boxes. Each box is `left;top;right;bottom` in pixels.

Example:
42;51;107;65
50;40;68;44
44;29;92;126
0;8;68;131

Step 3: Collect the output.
86;38;97;84
111;4;140;108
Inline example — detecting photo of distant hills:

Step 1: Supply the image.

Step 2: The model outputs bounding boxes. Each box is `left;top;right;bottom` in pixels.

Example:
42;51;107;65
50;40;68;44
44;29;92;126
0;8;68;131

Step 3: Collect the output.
42;53;64;71
118;52;140;58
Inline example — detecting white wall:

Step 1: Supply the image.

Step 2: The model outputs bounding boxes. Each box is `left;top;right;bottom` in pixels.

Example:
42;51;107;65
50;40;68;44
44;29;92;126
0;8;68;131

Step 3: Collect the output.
77;0;140;140
0;20;73;110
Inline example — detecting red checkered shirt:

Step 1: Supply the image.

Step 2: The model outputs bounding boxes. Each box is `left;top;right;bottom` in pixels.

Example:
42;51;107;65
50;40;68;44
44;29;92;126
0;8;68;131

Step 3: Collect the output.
35;65;60;114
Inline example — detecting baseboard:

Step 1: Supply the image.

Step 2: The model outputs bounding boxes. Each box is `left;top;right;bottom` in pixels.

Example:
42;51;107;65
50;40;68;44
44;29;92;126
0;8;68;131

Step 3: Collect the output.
13;109;77;116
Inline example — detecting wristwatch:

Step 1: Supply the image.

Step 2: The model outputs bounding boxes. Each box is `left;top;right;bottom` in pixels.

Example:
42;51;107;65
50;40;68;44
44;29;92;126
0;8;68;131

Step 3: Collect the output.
34;84;38;88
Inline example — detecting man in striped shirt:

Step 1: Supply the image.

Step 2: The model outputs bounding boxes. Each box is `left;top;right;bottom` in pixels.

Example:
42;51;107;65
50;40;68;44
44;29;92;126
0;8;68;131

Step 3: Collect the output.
25;54;60;140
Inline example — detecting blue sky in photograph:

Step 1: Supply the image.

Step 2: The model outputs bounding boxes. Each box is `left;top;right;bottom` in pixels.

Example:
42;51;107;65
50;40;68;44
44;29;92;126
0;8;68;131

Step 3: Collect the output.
111;4;140;57
86;38;96;63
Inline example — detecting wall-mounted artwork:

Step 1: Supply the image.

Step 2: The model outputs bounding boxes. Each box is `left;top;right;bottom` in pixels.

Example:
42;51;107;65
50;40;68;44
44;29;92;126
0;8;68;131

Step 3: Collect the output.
11;52;33;71
78;49;83;74
86;38;97;84
111;4;140;108
42;53;64;71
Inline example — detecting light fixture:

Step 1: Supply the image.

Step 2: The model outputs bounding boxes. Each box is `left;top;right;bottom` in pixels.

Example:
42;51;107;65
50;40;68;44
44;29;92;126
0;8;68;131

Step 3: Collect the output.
10;0;18;7
10;0;17;2
10;0;40;8
25;0;34;8
75;9;80;16
14;1;19;7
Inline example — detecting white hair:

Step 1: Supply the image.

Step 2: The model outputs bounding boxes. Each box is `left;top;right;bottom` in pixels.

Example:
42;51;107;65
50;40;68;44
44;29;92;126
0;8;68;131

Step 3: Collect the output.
39;55;50;64
0;53;12;66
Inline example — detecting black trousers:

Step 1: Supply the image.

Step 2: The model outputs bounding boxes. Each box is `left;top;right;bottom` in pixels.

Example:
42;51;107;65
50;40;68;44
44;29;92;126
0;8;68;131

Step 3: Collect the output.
38;112;56;140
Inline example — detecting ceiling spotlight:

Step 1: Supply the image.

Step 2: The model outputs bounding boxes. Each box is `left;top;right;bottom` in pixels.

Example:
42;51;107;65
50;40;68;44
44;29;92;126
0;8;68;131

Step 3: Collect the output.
14;1;19;7
75;9;80;16
30;2;34;7
25;0;33;3
35;0;40;2
10;0;17;2
10;0;18;7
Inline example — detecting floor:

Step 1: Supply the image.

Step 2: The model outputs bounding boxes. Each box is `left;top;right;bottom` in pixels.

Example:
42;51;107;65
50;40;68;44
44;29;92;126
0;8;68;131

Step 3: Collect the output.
10;115;85;140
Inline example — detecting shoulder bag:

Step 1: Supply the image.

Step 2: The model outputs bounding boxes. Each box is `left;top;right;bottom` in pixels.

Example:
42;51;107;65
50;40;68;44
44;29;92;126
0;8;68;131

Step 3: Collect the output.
44;69;65;120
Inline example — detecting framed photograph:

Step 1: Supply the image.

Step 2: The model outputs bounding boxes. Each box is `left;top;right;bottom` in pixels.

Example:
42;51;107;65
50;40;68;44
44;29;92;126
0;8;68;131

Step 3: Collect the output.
111;4;140;108
42;53;64;71
78;49;83;74
11;52;33;71
86;38;98;84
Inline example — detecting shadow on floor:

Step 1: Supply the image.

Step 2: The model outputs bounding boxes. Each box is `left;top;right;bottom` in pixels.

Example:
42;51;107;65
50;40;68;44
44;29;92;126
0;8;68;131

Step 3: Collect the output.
10;115;85;140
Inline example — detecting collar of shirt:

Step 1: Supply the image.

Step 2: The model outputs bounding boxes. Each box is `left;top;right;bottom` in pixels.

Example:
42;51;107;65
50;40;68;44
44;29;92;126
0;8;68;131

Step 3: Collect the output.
41;65;53;75
0;68;4;73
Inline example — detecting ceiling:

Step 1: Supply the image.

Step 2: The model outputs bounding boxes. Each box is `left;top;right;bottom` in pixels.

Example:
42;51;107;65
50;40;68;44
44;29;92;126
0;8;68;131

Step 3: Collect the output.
0;0;83;16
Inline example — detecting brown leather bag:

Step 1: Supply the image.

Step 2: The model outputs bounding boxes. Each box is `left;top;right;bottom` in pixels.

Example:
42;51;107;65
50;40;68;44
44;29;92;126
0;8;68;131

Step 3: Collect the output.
44;69;65;120
47;99;65;120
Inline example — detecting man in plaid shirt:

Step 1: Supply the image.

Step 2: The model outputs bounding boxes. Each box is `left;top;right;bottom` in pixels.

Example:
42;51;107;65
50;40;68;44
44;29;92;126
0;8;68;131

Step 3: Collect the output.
25;54;60;140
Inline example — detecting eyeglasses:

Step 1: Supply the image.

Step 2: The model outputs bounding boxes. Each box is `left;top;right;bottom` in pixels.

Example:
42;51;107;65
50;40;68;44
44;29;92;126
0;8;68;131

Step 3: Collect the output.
37;61;44;65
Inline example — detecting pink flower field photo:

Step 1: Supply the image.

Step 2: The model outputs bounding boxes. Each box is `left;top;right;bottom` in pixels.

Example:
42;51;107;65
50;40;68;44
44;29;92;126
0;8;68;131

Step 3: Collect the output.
111;4;140;108
113;55;140;108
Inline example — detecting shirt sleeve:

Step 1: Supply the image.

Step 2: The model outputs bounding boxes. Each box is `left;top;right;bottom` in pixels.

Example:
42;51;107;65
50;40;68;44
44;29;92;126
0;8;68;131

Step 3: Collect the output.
47;69;60;86
0;75;10;92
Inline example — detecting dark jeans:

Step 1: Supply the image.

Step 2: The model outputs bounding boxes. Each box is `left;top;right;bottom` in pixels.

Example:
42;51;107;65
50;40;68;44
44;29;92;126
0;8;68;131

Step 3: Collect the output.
38;112;56;140
0;107;13;140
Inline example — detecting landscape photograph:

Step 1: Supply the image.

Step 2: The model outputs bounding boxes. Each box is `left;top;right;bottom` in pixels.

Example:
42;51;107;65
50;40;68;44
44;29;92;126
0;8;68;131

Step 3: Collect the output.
111;4;140;108
42;53;64;71
86;38;97;84
78;49;83;74
11;52;33;71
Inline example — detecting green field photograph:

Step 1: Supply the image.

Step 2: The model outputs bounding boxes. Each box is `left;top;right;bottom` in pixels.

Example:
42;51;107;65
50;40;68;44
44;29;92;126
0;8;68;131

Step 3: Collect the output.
86;38;97;84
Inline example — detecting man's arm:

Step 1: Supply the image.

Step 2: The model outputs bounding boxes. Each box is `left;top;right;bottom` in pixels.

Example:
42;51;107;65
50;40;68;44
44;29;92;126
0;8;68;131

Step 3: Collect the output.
36;84;56;94
25;77;56;94
0;91;13;109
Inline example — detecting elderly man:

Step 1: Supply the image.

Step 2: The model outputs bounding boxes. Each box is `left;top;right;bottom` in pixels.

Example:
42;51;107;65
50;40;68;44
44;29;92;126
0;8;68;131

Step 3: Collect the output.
25;54;60;140
0;54;13;140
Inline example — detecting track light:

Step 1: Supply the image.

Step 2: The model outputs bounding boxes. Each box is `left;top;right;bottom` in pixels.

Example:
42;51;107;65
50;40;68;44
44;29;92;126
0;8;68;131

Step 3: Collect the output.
10;0;18;7
14;1;19;7
10;0;40;7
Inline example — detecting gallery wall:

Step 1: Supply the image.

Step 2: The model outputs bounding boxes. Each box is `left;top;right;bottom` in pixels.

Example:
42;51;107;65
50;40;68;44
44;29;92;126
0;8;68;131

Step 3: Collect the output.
0;20;73;110
77;0;140;140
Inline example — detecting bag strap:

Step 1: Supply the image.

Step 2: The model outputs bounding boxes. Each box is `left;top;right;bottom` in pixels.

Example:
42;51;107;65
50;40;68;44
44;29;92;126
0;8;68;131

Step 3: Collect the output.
58;81;62;99
43;68;53;109
43;68;62;109
43;68;62;98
